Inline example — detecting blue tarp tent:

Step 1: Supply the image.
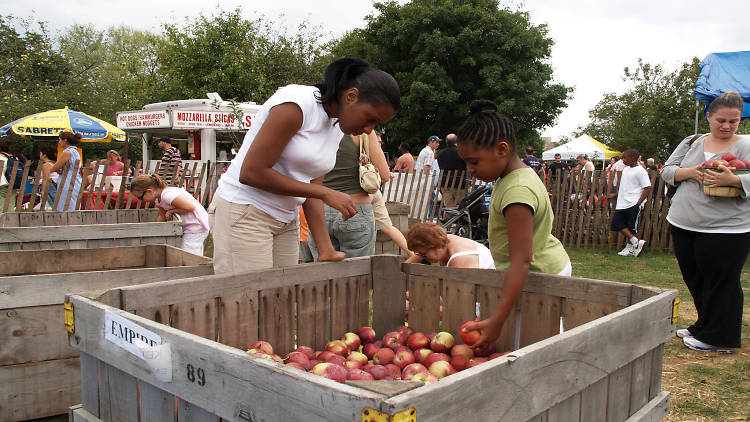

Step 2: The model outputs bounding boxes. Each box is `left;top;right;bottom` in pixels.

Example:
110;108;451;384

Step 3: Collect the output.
694;51;750;119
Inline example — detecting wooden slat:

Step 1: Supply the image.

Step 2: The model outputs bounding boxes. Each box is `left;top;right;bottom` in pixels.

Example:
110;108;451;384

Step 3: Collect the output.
607;363;632;422
547;392;580;422
561;297;622;331
0;304;77;364
139;381;176;422
0;221;181;244
648;345;664;400
478;284;518;352
177;399;219;421
519;292;562;348
218;289;259;351
80;352;100;417
259;286;296;355
406;274;441;333
629;351;651;417
625;391;670;422
97;361;139;422
371;255;406;338
134;306;171;325
441;278;476;338
330;275;370;339
580;377;607;422
296;281;330;352
0;246;147;276
171;298;219;341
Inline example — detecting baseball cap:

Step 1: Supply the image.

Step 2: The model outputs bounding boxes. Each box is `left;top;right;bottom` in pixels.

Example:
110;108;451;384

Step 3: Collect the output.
427;135;442;143
157;136;172;144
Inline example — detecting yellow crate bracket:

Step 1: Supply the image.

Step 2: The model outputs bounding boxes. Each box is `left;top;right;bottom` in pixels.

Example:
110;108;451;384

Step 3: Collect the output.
671;297;679;325
362;407;416;422
64;301;75;334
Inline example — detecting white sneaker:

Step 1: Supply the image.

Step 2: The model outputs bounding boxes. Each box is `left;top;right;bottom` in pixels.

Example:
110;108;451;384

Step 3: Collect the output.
683;336;734;353
634;240;646;257
676;328;692;338
617;244;633;256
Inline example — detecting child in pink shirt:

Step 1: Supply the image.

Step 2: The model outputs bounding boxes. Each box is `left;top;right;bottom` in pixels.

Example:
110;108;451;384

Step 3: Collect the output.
130;174;209;255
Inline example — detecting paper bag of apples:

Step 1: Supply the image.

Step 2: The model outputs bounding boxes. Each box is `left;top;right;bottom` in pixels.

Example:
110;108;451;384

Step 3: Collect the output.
700;152;750;197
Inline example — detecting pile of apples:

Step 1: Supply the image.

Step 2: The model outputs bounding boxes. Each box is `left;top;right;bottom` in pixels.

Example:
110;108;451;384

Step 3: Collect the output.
701;152;749;170
246;321;506;384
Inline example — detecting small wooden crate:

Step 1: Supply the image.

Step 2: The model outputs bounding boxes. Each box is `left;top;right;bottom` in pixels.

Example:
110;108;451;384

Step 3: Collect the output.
66;256;677;422
0;209;182;251
0;245;213;421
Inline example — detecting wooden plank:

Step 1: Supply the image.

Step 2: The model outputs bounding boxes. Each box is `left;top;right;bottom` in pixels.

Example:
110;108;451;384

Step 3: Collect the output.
117;209;140;223
580;376;607;422
134;306;171;325
441;278;476;338
296;281;329;352
478;284;518;352
345;380;423;396
165;244;211;267
218;289;259;351
406;274;441;333
0;246;147;276
385;290;677;422
80;352;100;417
44;211;69;226
71;405;102;422
178;399;219;421
259;287;296;355
519;292;562;348
0;357;81;421
330;275;370;340
0;304;77;364
371;255;405;338
97;361;139;422
607;363;632;422
171;298;219;341
140;381;177;422
1;266;213;309
68;296;388;421
561;297;622;331
0;221;181;243
648;345;664;400
629;351;651;417
547;392;580;422
624;391;669;422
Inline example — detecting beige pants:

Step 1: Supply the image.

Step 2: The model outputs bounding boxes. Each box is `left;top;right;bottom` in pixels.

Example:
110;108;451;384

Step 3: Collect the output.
371;190;392;230
208;195;299;274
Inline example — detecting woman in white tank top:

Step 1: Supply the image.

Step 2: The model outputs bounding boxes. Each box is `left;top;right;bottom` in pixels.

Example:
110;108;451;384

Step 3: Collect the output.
405;222;495;269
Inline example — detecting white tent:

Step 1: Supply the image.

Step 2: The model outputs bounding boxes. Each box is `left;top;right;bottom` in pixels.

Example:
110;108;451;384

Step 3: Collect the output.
542;134;621;164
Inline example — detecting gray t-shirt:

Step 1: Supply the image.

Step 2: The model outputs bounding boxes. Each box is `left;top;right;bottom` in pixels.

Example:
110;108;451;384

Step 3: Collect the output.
661;134;750;233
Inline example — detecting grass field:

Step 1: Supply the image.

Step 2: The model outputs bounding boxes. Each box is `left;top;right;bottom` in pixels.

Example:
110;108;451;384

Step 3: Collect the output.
566;247;750;422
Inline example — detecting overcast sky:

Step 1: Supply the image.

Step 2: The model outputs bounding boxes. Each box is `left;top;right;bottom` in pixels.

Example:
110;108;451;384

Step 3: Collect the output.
4;0;749;141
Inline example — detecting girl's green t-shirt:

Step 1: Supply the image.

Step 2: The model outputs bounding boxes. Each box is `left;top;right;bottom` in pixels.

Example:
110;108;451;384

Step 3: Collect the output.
488;167;569;273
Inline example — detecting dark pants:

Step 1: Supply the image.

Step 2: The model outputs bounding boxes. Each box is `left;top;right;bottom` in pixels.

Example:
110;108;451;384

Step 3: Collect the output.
671;225;750;348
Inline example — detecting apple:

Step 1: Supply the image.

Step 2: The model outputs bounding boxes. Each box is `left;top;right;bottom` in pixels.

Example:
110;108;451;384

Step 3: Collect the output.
466;357;488;368
326;340;349;356
715;159;730;168
285;362;306;371
384;364;402;380
344;360;363;370
430;331;454;353
450;354;470;371
357;326;377;344
284;351;311;370
473;343;496;357
741;159;750;168
401;363;429;380
295;346;315;359
414;348;433;365
373;347;395;365
426;332;437;343
424;352;450;368
247;340;273;355
397;325;415;337
362;363;375;373
325;354;347;366
341;332;361;351
729;159;747;169
317;351;334;362
383;331;403;350
450;344;475;360
308;359;320;368
722;152;738;162
347;368;375;381
429;360;456;379
459;320;481;346
362;343;380;360
311;362;347;383
393;348;416;369
702;159;717;169
365;364;389;380
347;351;369;366
407;332;430;350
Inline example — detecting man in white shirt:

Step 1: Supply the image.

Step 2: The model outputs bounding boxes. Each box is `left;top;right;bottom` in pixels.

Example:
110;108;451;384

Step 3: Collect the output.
415;135;441;174
607;148;652;257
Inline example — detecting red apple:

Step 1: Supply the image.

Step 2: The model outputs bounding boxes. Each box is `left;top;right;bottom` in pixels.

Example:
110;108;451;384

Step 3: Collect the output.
309;359;320;368
325;354;347;366
311;362;347;383
362;343;380;360
473;343;496;357
373;347;395;365
429;360;456;379
414;348;433;365
317;351;334;362
430;331;454;353
451;344;475;360
362;363;375;373
285;362;306;371
247;340;273;355
466;357;488;368
741;159;750;168
450;354;470;371
459;320;481;346
295;346;315;359
326;340;349;356
347;351;369;366
284;351;311;370
383;331;403;350
357;326;377;344
426;332;437;343
347;368;375;381
384;364;402;380
344;360;363;370
722;152;738;162
365;364;389;380
393;348;416;369
341;332;361;351
424;352;450;368
397;325;415;337
401;363;429;380
729;159;747;169
407;332;431;350
715;159;730;168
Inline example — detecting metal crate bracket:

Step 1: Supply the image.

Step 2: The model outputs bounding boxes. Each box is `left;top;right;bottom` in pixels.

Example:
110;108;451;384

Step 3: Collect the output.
64;301;75;333
362;407;416;422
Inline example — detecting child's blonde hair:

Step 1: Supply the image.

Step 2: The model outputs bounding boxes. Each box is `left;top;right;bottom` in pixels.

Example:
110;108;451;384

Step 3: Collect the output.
131;173;167;192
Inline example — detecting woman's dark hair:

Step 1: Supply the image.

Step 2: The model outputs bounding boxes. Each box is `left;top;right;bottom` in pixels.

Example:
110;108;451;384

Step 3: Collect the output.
707;92;744;114
40;146;57;161
456;99;516;150
399;142;411;154
0;138;10;153
59;131;82;145
315;58;400;110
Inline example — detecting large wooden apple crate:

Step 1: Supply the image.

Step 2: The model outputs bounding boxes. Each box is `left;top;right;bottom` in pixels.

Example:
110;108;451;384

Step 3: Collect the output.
0;209;182;251
0;245;213;421
65;255;677;422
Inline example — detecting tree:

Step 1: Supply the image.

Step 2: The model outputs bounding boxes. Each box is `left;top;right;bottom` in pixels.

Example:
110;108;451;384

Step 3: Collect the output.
577;58;717;161
331;0;571;149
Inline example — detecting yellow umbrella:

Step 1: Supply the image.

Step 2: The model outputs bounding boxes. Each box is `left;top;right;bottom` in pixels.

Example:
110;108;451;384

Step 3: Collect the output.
0;107;125;142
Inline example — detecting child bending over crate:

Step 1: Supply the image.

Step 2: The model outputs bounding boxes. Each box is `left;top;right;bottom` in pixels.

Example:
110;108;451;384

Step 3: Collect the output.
131;174;209;256
456;100;571;349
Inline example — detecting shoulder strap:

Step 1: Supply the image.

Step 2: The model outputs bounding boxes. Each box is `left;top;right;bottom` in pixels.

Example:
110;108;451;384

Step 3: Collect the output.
446;250;480;266
687;133;703;149
359;134;370;164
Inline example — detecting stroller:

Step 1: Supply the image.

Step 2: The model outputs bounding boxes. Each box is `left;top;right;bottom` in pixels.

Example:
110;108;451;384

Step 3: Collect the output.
439;184;492;245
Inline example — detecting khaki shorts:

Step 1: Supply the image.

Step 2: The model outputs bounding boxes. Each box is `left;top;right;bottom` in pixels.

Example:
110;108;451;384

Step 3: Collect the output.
208;195;299;274
371;190;392;230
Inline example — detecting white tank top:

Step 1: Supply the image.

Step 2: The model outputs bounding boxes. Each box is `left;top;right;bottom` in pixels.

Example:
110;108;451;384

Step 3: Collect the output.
446;244;496;269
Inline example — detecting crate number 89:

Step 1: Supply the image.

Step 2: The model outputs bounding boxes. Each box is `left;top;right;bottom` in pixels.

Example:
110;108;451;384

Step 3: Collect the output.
186;363;206;386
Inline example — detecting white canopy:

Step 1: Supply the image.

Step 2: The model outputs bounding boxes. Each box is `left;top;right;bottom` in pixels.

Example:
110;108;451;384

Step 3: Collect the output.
542;134;621;162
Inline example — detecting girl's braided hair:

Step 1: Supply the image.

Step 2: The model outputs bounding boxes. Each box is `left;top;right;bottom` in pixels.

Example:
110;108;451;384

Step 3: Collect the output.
456;99;516;151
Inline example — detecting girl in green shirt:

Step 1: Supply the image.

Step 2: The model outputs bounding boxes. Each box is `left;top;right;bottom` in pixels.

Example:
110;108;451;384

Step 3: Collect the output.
458;99;570;349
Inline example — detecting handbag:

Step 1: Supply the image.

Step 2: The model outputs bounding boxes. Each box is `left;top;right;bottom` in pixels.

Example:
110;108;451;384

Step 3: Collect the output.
358;134;382;194
666;134;703;198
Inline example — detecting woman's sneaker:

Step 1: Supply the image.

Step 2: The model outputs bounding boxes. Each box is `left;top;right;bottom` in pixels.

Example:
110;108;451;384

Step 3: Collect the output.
676;328;692;338
683;336;734;353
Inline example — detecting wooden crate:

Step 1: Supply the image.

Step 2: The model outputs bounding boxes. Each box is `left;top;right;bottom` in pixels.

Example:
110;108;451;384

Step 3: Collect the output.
65;256;677;422
0;245;213;421
0;209;182;251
